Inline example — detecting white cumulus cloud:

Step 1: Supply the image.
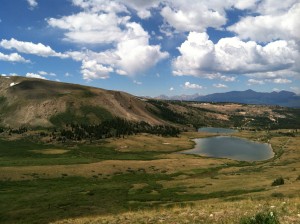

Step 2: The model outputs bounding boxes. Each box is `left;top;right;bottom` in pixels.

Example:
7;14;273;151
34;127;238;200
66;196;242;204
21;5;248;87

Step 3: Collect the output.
81;60;113;80
184;82;203;89
0;38;67;58
213;83;228;88
173;32;299;82
0;52;29;63
248;79;265;85
160;1;226;33
272;78;292;84
27;0;38;9
48;2;168;79
115;22;169;75
26;73;47;80
228;2;300;42
48;12;129;44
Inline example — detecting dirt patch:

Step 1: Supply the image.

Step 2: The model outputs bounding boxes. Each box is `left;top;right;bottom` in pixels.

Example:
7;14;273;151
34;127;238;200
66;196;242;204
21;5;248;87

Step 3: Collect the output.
30;149;69;155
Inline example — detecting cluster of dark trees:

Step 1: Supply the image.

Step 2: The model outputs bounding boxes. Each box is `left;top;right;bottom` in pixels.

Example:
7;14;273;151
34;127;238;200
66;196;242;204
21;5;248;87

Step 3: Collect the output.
8;127;28;135
146;100;186;124
58;118;180;141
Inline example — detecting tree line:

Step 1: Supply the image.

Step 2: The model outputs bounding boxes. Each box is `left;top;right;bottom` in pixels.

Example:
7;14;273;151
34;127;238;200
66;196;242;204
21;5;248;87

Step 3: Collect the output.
57;118;180;142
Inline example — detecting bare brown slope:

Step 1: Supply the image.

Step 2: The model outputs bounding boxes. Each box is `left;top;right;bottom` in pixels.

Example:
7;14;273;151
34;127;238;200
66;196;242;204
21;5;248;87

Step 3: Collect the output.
0;76;163;127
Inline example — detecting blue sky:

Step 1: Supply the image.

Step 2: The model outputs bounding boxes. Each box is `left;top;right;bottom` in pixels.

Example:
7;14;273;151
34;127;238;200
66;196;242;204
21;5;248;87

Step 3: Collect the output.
0;0;299;96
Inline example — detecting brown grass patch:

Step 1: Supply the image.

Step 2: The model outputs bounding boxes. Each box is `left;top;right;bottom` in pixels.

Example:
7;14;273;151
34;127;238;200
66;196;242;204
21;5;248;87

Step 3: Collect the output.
51;198;300;224
107;132;213;153
30;149;70;155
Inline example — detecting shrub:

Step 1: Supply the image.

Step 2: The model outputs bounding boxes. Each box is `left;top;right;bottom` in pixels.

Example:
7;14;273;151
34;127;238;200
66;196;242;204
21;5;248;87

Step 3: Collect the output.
271;192;284;198
271;177;284;186
240;211;280;224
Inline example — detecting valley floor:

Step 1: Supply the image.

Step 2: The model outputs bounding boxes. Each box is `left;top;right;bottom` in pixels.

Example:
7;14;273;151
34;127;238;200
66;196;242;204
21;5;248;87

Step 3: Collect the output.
0;130;300;223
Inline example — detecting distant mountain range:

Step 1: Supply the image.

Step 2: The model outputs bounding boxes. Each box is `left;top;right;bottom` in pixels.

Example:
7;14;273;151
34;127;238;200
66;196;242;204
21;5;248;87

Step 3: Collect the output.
155;93;201;101
156;89;300;108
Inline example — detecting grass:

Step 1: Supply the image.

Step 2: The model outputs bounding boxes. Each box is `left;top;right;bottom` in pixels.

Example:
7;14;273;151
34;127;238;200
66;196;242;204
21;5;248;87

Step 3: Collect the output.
240;211;280;224
0;130;300;223
49;105;113;126
0;138;165;167
0;96;6;104
0;173;266;224
51;198;300;224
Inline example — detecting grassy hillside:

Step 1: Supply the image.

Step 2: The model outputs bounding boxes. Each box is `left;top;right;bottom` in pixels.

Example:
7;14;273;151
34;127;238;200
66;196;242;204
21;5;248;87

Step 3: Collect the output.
1;76;299;131
0;76;164;128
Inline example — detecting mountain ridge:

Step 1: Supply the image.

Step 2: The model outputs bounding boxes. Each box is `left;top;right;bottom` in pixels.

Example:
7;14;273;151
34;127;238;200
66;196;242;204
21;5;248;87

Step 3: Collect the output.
156;89;300;108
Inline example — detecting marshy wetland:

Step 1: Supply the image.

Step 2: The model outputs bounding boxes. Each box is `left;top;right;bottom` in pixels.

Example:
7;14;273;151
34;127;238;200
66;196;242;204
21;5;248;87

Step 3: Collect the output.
0;129;300;223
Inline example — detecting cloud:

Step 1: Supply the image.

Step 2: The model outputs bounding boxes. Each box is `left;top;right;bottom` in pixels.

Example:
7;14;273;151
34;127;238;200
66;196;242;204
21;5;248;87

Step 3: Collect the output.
38;71;47;75
48;12;129;44
81;60;113;80
169;87;174;91
290;86;300;95
256;0;298;14
173;32;299;80
213;83;227;88
184;82;203;89
48;2;168;79
157;0;262;34
115;22;169;75
133;80;142;85
220;75;236;82
245;70;298;80
118;0;160;19
160;1;227;33
26;73;47;80
228;2;300;42
272;78;292;84
0;52;29;63
205;73;236;82
64;23;168;78
248;78;291;85
233;0;259;10
38;71;56;76
66;50;119;80
173;32;215;76
0;38;67;58
116;70;127;75
72;0;159;19
72;0;128;14
27;0;38;9
248;79;265;85
1;73;18;77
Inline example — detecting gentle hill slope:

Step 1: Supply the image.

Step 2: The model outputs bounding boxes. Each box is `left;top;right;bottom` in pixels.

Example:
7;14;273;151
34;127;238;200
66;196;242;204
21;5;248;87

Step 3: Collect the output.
0;76;163;127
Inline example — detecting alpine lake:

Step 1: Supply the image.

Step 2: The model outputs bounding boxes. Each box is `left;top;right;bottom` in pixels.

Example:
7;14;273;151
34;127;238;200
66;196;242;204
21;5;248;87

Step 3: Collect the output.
182;128;274;161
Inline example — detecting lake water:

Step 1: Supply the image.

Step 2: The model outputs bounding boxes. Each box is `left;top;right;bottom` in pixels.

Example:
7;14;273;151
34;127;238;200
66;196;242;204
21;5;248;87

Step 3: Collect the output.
183;136;274;161
198;127;237;134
